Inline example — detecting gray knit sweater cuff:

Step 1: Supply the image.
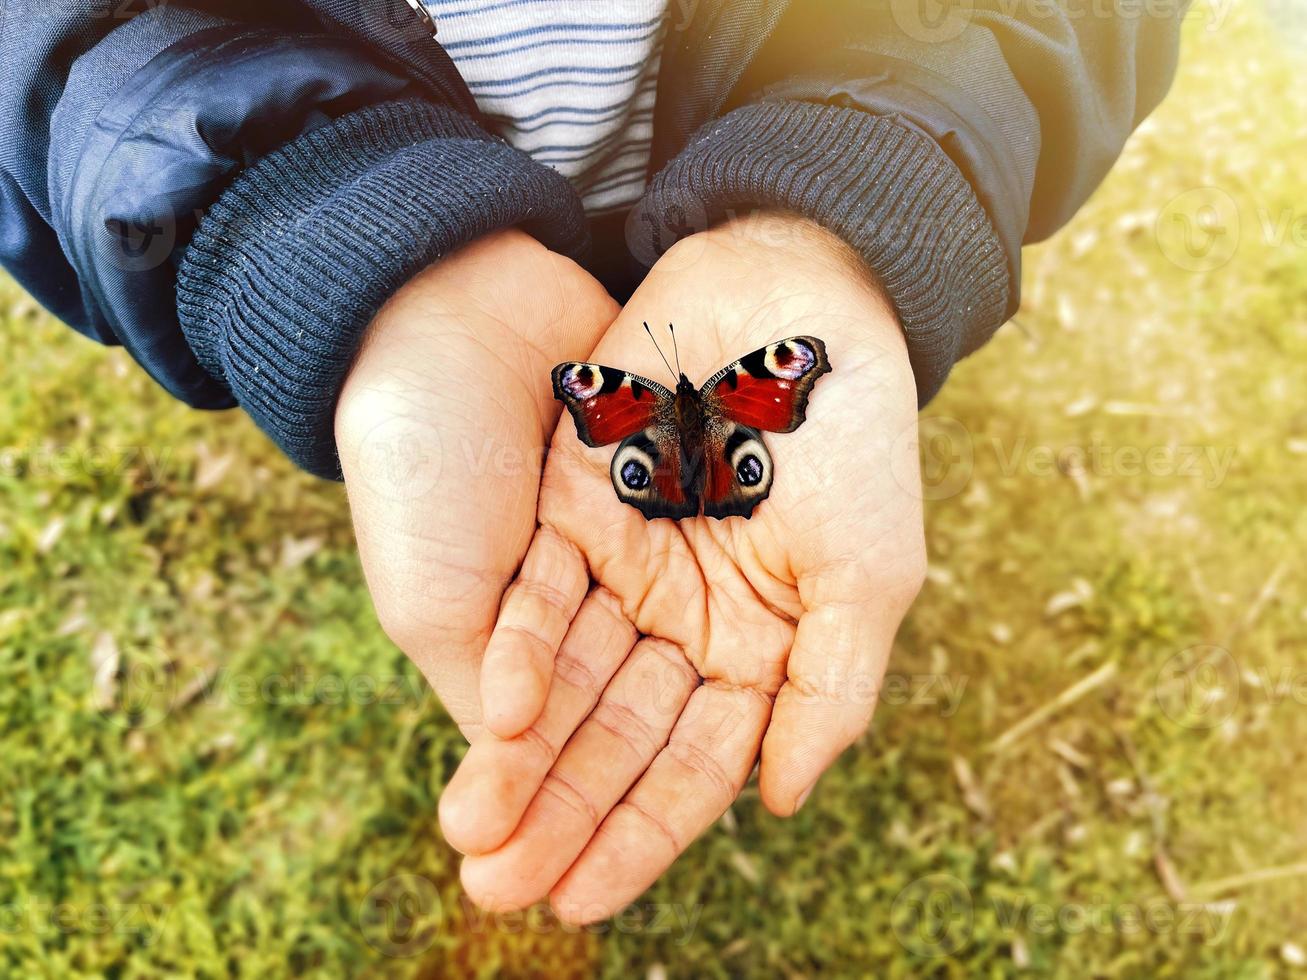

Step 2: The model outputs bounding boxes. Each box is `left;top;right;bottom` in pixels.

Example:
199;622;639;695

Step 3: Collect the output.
631;100;1012;405
176;98;589;478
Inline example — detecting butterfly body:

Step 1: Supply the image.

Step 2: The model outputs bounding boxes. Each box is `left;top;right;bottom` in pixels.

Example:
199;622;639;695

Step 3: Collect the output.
553;335;831;521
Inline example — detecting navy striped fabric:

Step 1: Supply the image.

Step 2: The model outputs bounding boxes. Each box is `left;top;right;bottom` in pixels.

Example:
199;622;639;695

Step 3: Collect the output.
423;0;667;213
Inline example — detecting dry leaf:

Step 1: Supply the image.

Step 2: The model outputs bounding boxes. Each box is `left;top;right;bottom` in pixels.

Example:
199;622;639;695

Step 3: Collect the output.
953;756;993;821
280;535;323;569
36;516;65;554
1045;579;1094;618
90;632;119;711
194;446;236;491
730;851;761;885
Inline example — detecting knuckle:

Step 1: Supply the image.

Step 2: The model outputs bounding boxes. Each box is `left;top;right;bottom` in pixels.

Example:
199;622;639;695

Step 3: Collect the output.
613;799;681;855
553;651;601;699
665;740;736;807
590;699;661;759
515;724;558;766
639;637;700;688
513;578;574;616
540;772;601;828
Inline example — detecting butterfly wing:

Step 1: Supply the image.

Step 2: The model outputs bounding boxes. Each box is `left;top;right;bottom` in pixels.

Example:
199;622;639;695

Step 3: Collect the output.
552;363;673;447
695;337;830;520
700;422;773;519
552;363;697;520
700;336;831;433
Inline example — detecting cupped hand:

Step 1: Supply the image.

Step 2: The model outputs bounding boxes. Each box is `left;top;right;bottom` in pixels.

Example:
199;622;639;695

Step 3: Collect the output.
335;229;618;740
441;213;927;922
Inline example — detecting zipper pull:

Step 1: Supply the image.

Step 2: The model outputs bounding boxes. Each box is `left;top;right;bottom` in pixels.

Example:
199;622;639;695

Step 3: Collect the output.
402;0;438;38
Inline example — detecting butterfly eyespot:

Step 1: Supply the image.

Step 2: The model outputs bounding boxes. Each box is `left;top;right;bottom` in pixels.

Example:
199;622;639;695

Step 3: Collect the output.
560;364;603;400
736;454;764;487
620;459;651;490
766;340;816;380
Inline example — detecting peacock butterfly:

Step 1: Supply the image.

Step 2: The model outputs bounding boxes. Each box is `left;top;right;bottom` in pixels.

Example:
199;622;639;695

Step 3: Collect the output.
552;325;831;520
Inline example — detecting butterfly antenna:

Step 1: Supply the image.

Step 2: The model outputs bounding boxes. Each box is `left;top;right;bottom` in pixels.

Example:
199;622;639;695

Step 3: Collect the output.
643;321;676;381
667;323;682;377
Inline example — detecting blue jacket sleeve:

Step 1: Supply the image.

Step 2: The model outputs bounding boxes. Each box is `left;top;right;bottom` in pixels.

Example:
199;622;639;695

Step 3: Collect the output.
0;3;588;476
633;0;1185;405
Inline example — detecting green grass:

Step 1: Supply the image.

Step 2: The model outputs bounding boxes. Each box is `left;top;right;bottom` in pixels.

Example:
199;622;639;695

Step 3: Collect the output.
2;6;1306;976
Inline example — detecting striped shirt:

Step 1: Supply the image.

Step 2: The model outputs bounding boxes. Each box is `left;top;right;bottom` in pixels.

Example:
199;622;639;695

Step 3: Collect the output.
422;0;669;214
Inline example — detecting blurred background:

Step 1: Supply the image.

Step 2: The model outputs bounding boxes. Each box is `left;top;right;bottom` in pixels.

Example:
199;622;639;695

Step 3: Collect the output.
2;2;1305;975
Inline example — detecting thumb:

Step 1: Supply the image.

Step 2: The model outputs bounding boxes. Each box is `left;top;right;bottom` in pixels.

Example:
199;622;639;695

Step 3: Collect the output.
759;565;921;815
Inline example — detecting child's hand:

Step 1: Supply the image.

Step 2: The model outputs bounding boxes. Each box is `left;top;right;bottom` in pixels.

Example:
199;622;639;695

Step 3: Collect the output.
442;213;927;920
334;229;618;741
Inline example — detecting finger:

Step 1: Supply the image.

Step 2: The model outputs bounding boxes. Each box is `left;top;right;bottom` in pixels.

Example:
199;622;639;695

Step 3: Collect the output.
442;588;636;854
460;638;699;911
759;593;904;817
548;683;771;925
480;525;589;738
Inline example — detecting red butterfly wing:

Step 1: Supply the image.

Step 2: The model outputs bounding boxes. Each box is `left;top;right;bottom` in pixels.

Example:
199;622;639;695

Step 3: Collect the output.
700;422;773;519
701;336;830;433
697;336;830;519
553;363;697;519
552;363;673;447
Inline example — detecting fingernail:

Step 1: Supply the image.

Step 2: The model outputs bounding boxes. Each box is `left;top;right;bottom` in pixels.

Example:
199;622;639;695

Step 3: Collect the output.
794;782;816;814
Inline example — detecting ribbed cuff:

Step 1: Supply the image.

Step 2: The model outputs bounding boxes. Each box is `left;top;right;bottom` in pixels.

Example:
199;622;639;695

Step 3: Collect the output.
631;101;1011;405
176;98;589;478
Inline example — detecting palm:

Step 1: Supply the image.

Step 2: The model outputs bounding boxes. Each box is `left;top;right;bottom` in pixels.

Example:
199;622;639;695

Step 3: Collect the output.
441;216;927;922
335;231;617;738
